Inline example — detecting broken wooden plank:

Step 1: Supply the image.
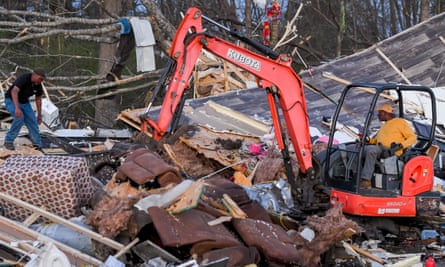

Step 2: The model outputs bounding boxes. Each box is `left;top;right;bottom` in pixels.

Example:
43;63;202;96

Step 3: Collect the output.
321;72;424;114
114;237;140;259
0;191;125;251
427;144;440;161
0;216;103;266
223;61;229;91
22;211;42;227
321;120;359;140
375;47;411;85
226;74;246;89
322;72;395;100
226;62;250;83
222;194;247;219
118;108;143;124
117;112;152;138
207;101;269;134
43;134;85;154
207;216;232;226
166;180;206;214
163;143;185;173
349;244;386;264
440;35;445;46
179;126;256;167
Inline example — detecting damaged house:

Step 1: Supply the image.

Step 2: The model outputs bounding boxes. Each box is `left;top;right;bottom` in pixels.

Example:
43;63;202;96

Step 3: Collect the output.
1;6;445;267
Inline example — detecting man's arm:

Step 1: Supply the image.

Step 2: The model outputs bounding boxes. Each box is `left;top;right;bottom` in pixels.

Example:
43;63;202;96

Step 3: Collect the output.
10;86;22;118
400;122;417;149
35;95;42;125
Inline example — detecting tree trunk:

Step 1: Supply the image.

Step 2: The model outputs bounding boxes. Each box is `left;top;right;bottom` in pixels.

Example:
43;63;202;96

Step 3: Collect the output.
141;0;177;52
245;0;252;37
421;0;430;21
94;0;121;128
336;0;346;57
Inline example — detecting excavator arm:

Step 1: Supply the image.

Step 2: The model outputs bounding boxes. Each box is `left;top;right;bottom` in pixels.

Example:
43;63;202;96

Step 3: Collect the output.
142;7;314;178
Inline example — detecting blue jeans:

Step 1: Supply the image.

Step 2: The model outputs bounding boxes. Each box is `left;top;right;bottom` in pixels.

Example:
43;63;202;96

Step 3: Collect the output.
4;98;43;147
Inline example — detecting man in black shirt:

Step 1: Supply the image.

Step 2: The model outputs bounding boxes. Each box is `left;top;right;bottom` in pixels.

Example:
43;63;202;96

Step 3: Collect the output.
3;68;46;150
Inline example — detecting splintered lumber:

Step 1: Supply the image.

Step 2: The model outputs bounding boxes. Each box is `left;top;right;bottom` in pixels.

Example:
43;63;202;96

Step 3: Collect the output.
246;161;259;182
207;216;232;226
193;53;255;95
233;171;252;186
226;62;250;84
426;144;440;161
440;35;445;46
223;61;229;90
0;191;124;252
322;72;395;101
222;194;247;219
207;101;269;134
321;120;358;140
375;47;411;85
163;143;186;173
117;109;152;137
118;108;143;124
167;180;206;214
349;244;386;264
179;125;260;167
0;215;103;266
22;211;43;227
321;72;424;114
114;237;140;259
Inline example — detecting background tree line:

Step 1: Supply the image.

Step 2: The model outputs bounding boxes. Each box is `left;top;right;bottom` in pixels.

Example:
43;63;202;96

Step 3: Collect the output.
0;0;442;128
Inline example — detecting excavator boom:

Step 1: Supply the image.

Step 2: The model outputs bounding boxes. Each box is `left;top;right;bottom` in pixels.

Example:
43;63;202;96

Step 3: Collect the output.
142;7;313;176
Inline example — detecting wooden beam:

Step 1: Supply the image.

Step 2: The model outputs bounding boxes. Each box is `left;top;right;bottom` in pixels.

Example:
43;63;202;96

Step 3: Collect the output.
227;75;245;89
207;100;269;133
348;243;386;264
114;237;140;259
0;216;103;266
0;192;125;251
375;47;411;84
321;72;395;101
207;216;232;226
226;62;250;83
223;61;229;91
117;113;152;138
439;36;445;46
22;212;42;227
222;194;247;219
322;72;424;114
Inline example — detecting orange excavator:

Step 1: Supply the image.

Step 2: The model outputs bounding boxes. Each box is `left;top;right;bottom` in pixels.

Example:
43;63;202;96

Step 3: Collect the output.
139;7;440;218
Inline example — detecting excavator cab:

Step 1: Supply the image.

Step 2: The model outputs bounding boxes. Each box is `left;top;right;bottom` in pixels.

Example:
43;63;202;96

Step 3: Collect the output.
320;83;439;217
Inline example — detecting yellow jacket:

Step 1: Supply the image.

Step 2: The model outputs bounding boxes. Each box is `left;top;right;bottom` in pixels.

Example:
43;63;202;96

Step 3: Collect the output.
369;118;417;156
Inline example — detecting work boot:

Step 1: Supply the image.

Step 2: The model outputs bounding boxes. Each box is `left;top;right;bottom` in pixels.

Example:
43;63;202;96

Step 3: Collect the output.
360;178;371;189
3;142;15;150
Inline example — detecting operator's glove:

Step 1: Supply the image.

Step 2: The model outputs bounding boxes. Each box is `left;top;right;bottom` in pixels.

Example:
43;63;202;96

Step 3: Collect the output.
389;142;403;155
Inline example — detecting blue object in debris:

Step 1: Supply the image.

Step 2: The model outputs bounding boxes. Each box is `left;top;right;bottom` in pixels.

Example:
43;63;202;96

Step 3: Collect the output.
115;17;131;34
421;229;439;240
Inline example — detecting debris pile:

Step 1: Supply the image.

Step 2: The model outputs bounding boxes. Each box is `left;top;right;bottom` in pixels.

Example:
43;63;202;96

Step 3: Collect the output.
82;132;362;266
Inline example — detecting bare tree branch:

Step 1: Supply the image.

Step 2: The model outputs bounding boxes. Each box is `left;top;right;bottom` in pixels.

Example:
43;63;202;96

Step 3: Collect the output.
0;25;121;44
65;79;159;109
47;69;163;92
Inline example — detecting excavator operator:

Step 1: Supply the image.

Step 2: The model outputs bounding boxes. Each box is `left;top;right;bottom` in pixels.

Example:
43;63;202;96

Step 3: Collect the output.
359;104;417;189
